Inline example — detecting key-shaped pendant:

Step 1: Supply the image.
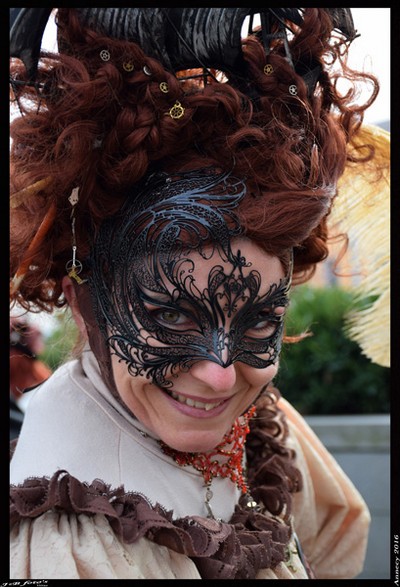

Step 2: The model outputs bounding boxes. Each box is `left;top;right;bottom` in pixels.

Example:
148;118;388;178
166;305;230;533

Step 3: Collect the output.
68;266;87;285
66;257;87;285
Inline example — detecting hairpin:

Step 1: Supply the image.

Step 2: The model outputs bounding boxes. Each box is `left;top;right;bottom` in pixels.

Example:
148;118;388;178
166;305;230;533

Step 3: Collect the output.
10;176;55;297
10;176;52;210
10;200;57;297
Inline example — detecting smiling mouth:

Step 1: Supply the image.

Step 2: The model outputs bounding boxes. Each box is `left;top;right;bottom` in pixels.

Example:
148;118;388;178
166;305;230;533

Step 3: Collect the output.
163;388;224;411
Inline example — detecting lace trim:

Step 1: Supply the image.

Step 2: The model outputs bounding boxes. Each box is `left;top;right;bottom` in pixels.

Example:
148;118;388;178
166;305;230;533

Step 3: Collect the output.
10;387;304;580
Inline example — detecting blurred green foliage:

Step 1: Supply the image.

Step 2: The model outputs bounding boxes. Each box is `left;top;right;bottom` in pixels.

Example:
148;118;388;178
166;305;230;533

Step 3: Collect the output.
38;286;390;415
275;285;390;415
39;309;79;372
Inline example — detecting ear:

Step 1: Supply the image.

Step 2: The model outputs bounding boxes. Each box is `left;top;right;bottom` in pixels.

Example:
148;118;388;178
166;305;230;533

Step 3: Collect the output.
62;276;88;340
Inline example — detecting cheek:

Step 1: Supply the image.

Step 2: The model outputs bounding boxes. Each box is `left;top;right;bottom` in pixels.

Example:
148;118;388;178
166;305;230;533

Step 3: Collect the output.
111;356;143;404
239;361;279;388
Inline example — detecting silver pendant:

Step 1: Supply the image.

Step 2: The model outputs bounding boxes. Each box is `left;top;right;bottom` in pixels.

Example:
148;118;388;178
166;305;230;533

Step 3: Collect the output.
204;484;215;519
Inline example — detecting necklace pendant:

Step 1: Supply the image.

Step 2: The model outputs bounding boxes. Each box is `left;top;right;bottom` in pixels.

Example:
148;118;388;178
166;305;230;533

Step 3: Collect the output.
245;492;261;511
205;486;213;501
204;484;215;519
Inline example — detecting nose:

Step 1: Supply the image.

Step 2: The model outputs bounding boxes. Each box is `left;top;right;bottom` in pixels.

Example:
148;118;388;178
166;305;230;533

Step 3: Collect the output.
190;360;237;393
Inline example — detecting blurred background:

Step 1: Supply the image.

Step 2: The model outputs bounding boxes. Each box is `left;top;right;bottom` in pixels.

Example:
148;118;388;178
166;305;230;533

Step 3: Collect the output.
10;7;390;580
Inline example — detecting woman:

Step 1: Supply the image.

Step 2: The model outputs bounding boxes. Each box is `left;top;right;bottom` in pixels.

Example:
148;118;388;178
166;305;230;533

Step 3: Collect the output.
10;7;379;579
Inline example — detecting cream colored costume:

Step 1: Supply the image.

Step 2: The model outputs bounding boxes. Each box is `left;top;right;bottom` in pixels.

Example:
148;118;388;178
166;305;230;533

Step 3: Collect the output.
10;349;370;580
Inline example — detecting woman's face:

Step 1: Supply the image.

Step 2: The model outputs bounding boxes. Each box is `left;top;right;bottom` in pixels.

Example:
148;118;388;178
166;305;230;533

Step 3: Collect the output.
111;238;288;453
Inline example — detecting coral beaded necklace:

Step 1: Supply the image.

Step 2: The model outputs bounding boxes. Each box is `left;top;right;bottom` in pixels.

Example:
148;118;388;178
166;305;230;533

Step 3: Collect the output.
160;405;257;518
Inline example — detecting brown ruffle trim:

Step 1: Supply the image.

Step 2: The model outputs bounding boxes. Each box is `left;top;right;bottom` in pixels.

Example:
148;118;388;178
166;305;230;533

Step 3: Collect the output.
11;470;291;579
246;386;304;524
10;387;304;580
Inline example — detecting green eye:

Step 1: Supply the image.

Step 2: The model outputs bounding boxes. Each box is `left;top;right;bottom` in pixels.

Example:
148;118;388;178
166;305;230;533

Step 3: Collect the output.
152;308;197;331
160;310;181;324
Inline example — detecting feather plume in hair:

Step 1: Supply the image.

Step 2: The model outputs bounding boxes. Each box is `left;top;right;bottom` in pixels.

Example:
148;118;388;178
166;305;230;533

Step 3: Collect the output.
330;123;390;367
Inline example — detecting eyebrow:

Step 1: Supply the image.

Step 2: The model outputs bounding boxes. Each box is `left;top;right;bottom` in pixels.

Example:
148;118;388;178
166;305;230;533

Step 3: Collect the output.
141;293;198;316
142;294;173;305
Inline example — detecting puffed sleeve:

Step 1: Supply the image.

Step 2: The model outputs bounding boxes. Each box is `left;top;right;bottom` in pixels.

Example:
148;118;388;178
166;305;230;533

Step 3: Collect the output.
10;511;201;579
278;397;370;579
10;510;311;580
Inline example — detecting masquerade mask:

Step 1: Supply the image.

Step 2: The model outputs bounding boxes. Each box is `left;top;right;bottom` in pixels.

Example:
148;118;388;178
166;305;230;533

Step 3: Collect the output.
89;168;292;388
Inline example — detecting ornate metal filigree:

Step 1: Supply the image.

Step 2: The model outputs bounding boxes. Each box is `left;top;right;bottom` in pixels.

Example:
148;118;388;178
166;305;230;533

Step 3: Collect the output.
89;168;291;387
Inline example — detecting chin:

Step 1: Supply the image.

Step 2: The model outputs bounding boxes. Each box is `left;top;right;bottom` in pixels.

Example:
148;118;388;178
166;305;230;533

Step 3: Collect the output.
164;431;226;454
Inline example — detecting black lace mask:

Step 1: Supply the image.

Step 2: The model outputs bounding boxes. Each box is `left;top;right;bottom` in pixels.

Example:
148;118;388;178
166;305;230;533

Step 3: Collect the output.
88;168;292;388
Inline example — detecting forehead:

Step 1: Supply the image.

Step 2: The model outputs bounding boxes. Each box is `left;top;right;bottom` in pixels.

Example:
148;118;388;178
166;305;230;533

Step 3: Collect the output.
163;237;285;294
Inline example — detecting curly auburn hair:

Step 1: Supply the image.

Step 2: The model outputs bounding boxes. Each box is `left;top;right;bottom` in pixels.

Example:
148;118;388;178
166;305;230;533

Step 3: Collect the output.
10;8;379;312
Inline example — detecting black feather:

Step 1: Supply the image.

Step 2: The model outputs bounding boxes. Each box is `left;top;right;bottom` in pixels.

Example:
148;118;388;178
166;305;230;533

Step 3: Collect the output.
10;7;53;80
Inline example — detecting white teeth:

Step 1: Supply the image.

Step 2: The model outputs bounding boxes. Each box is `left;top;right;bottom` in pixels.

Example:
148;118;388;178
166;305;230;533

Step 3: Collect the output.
204;403;216;411
170;390;221;411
